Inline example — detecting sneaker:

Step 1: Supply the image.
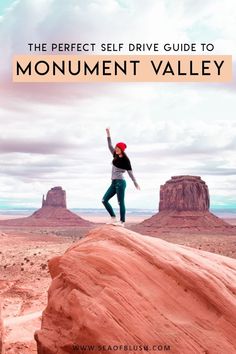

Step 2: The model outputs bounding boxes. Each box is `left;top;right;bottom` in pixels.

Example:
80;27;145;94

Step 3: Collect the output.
112;221;125;227
106;217;117;225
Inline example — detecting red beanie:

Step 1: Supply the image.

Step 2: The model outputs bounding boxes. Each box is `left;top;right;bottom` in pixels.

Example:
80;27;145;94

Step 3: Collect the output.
116;142;127;151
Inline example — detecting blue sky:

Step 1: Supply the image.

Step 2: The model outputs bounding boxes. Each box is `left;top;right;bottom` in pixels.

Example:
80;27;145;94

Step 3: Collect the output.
0;0;235;211
0;0;14;14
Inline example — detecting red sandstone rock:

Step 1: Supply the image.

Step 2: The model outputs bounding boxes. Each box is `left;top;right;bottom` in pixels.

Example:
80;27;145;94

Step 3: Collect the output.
136;175;235;233
0;187;92;227
42;187;66;208
159;175;209;211
35;226;236;354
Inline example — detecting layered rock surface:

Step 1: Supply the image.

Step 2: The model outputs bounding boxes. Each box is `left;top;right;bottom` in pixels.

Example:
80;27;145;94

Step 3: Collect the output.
159;175;209;211
42;186;66;208
0;187;92;227
136;176;235;233
35;226;236;354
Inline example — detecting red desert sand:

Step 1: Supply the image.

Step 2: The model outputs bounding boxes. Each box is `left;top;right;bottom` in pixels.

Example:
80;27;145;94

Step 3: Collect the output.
34;226;236;354
0;306;3;354
0;228;87;354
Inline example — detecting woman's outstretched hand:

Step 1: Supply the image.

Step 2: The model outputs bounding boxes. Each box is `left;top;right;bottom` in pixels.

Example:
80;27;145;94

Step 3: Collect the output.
106;127;110;137
134;182;141;190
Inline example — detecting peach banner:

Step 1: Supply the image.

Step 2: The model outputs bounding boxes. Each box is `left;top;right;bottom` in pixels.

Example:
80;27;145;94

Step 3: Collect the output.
13;55;232;82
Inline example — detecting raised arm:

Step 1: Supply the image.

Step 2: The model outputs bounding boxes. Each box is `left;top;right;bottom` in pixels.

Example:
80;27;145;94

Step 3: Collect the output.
106;128;114;154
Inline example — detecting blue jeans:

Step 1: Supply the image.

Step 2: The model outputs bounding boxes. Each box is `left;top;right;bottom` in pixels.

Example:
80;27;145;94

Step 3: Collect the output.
102;179;126;222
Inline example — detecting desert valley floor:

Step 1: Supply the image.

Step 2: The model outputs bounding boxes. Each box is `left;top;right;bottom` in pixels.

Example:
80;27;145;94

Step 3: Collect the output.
1;216;236;353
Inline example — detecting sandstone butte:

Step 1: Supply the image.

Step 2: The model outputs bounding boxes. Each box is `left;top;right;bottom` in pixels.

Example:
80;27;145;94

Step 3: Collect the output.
0;187;92;227
135;175;236;233
35;226;236;354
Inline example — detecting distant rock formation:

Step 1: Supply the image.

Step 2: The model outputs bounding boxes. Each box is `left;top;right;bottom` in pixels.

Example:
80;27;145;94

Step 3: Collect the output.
35;226;236;353
42;186;66;208
135;175;235;233
159;175;209;211
0;187;92;227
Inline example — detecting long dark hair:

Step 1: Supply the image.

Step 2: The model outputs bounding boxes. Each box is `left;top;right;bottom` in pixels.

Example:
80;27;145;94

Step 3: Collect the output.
112;150;132;170
113;150;129;162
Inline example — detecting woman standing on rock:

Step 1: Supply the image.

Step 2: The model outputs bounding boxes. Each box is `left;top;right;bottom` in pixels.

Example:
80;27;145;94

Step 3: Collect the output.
102;128;140;227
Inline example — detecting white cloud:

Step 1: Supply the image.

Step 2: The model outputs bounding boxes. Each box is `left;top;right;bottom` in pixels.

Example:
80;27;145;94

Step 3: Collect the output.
0;0;236;210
